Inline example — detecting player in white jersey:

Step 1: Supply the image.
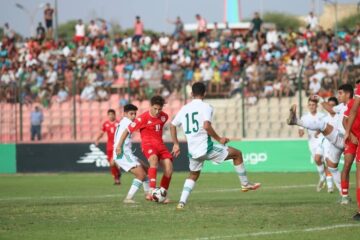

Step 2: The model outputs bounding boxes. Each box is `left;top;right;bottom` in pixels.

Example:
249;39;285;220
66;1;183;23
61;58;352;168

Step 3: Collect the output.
297;97;328;192
170;82;260;209
112;104;150;203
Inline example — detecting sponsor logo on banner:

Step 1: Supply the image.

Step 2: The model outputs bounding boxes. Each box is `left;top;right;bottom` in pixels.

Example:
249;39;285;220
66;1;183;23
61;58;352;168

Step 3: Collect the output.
243;152;268;165
77;144;109;168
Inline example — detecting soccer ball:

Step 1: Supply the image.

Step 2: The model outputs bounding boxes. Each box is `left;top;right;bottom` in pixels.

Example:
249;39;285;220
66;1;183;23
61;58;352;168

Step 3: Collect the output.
151;187;167;203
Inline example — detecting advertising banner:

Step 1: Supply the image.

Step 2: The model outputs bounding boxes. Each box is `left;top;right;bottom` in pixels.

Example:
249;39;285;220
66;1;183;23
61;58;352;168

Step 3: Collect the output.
0;144;16;174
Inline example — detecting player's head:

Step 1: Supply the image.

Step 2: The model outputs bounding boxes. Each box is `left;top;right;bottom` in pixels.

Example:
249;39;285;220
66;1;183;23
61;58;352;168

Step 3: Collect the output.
150;96;165;117
107;109;116;121
338;84;353;103
123;104;138;121
308;97;318;113
192;82;206;98
327;97;338;108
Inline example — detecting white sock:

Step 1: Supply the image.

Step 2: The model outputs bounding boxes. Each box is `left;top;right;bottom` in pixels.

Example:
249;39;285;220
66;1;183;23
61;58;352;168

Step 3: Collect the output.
297;118;327;131
326;175;333;190
234;163;249;185
179;179;195;204
316;164;326;181
126;178;142;200
143;177;150;194
328;167;341;192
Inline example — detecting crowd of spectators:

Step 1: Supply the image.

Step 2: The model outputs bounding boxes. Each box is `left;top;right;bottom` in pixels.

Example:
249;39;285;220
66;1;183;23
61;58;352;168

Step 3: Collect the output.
1;9;360;107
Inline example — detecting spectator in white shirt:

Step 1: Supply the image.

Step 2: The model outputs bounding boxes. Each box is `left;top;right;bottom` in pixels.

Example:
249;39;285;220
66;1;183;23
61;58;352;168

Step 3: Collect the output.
80;81;96;101
309;77;321;95
305;12;318;30
74;19;85;43
57;85;69;103
88;20;99;39
266;27;279;45
201;65;213;84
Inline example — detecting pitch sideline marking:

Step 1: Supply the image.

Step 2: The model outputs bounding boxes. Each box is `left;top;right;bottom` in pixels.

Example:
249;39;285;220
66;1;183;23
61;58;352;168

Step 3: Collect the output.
190;223;360;240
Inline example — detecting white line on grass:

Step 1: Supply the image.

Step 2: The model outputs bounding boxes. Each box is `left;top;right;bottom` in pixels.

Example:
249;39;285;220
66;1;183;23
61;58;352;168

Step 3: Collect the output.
0;184;322;202
190;223;360;240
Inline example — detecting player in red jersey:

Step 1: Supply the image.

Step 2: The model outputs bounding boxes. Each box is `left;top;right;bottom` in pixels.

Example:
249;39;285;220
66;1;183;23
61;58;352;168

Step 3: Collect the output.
116;96;173;201
344;84;360;221
95;109;121;185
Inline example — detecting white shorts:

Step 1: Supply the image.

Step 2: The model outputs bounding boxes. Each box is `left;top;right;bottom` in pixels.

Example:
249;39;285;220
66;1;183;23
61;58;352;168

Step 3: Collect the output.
113;151;141;172
325;128;345;150
323;139;343;164
309;141;323;159
189;144;229;172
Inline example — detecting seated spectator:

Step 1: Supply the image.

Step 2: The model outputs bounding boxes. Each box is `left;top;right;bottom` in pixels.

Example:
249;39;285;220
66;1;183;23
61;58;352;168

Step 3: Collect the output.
80;81;96;101
96;86;109;101
57;84;69;103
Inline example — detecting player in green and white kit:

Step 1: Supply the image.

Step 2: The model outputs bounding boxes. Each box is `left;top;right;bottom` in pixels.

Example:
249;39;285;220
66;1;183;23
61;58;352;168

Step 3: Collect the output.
113;104;150;203
170;82;261;209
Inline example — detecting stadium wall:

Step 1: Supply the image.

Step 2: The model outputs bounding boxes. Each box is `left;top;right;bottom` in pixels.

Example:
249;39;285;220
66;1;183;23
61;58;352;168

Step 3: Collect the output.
0;140;347;173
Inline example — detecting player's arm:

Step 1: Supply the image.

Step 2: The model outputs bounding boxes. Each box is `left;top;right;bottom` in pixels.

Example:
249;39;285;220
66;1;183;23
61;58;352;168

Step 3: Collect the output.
204;121;229;145
343;116;358;144
170;124;180;157
95;131;104;146
115;130;129;156
345;98;360;142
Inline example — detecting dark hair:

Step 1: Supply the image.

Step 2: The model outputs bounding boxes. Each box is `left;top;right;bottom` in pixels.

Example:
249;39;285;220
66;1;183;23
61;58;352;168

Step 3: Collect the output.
192;82;206;97
308;97;318;104
328;97;339;105
338;84;354;98
107;109;116;115
124;104;138;112
356;80;360;84
150;96;165;107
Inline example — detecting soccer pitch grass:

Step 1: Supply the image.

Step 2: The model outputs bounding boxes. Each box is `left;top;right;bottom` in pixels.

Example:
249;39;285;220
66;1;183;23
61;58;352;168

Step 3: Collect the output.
1;173;360;240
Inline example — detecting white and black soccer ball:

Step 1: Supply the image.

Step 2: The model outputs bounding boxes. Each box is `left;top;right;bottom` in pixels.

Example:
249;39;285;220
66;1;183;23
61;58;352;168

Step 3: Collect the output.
151;187;167;203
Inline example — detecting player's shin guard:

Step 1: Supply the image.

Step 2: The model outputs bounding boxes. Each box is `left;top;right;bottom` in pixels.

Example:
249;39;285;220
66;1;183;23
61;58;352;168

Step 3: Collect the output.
148;167;157;189
179;179;195;204
126;179;143;200
341;181;349;196
328;167;341;191
326;174;333;190
160;175;172;190
297;118;327;132
143;176;150;194
234;163;249;185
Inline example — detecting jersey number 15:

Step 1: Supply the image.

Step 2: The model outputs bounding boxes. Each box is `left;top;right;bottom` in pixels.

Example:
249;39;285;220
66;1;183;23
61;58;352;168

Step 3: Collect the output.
185;112;199;134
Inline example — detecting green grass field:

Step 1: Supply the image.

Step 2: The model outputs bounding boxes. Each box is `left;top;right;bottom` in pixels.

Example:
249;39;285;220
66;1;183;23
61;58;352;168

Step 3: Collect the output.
1;172;360;240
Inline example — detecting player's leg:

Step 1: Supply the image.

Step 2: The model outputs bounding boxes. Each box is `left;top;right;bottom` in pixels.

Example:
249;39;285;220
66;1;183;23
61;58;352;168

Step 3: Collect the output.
353;161;360;220
227;146;261;191
341;154;355;204
177;170;201;210
124;166;147;203
320;141;333;192
159;158;173;192
108;149;121;185
326;159;341;193
138;160;150;198
313;147;326;192
147;154;159;191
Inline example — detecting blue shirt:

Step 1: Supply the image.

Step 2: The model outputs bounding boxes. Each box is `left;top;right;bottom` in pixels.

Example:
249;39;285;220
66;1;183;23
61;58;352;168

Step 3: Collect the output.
31;111;43;126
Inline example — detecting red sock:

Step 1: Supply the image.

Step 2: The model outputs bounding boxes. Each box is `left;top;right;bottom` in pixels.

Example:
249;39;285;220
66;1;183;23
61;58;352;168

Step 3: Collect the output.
148;167;157;189
341;181;349;196
357;188;360;210
160;175;172;190
111;166;120;180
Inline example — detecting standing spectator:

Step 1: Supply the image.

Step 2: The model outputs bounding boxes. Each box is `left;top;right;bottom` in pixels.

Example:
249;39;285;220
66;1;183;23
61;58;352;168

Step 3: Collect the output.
195;14;207;41
133;16;144;43
30;106;44;141
167;16;184;39
251;12;263;36
88;20;99;39
305;12;318;30
3;23;15;42
74;19;85;43
36;22;46;42
44;3;54;39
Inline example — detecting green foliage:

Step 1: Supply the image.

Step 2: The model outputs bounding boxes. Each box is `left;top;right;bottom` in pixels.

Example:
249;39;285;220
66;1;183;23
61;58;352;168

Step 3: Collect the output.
263;12;305;30
338;13;360;31
58;20;77;41
0;27;3;39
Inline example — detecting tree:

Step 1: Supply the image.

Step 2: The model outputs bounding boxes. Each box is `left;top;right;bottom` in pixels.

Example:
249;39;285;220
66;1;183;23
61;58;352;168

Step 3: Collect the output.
0;27;3;39
263;12;304;31
58;20;77;41
338;13;360;32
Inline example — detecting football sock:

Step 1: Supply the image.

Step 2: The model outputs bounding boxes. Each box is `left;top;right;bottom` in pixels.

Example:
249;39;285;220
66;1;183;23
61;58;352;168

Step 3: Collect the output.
328;167;341;191
126;178;142;200
341;181;349;197
111;166;120;180
160;175;172;190
316;164;326;181
143;177;150;194
148;167;157;189
326;174;333;190
179;179;195;204
234;163;249;185
357;188;360;210
296;118;326;131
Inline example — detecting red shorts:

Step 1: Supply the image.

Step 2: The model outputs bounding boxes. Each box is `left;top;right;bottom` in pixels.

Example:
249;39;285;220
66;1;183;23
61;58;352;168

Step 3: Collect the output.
107;149;113;162
344;140;357;155
142;143;173;161
73;35;84;43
